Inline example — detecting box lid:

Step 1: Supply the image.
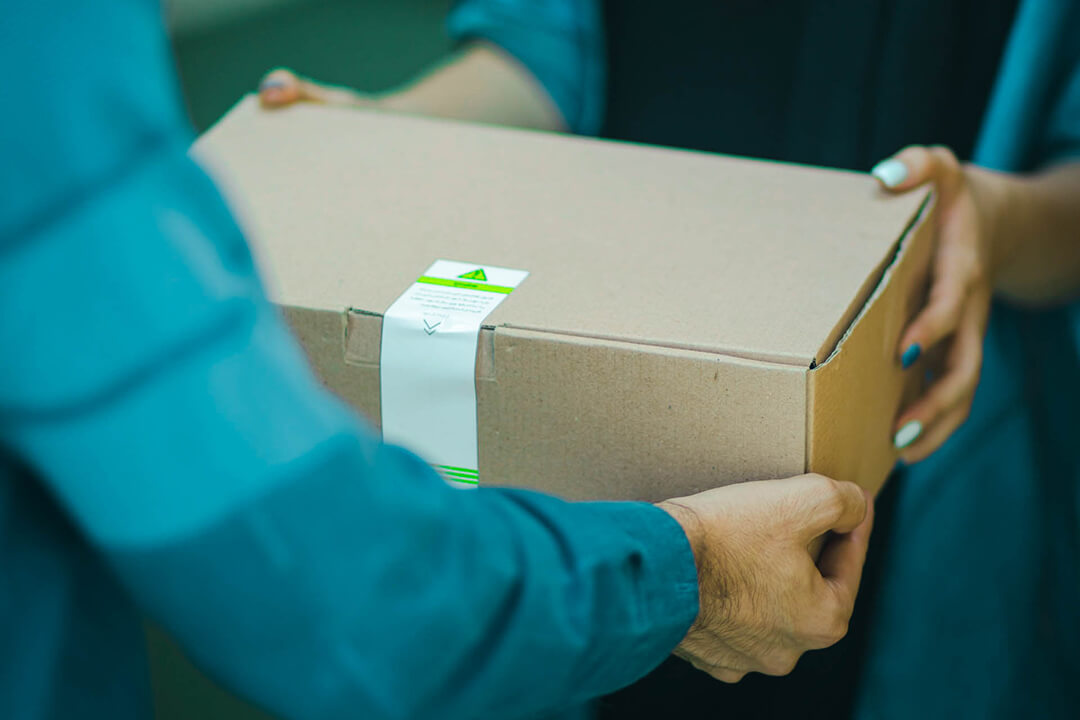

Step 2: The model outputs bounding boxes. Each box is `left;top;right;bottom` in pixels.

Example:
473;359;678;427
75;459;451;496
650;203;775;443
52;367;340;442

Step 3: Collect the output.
196;97;926;367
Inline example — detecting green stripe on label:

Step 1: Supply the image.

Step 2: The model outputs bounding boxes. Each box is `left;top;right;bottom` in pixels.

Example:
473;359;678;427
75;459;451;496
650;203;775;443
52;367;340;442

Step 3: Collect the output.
441;471;480;482
446;476;479;485
417;276;514;294
436;464;479;476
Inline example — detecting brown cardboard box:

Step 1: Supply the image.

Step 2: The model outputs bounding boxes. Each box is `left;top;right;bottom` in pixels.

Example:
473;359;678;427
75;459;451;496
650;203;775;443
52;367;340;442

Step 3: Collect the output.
194;97;933;500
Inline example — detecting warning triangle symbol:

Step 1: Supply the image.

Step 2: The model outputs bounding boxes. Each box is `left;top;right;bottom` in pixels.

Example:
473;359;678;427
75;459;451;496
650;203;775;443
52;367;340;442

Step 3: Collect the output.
458;268;487;281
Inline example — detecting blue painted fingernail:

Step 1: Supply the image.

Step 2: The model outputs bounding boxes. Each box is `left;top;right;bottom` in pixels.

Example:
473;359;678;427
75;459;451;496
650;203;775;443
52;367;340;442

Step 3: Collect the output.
894;420;922;450
871;158;909;188
259;78;286;91
901;343;922;369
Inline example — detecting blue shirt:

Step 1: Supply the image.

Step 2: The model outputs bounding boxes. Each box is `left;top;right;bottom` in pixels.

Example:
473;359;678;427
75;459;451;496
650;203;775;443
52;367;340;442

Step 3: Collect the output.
0;2;699;718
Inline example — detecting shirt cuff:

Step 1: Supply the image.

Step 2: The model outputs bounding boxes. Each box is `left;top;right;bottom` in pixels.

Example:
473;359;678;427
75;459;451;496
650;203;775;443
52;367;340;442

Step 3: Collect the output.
584;499;700;659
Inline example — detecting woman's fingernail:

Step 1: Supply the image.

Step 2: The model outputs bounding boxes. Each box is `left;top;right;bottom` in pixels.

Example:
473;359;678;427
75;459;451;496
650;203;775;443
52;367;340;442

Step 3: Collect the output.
259;78;287;92
901;343;922;369
871;158;909;188
894;420;923;450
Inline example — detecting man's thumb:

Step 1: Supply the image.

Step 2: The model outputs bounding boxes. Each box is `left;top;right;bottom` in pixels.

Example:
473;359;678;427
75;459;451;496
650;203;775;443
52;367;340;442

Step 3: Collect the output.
794;475;867;540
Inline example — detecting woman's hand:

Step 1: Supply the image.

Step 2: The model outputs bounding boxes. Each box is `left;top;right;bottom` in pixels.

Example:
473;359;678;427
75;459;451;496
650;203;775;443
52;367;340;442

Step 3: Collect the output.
871;147;996;463
258;67;375;109
256;45;566;131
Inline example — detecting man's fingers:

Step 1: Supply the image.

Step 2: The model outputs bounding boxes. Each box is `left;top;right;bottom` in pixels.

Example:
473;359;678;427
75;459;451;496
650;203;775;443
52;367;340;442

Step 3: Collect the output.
708;667;748;684
797;475;867;540
818;491;873;586
816;492;874;625
676;648;752;683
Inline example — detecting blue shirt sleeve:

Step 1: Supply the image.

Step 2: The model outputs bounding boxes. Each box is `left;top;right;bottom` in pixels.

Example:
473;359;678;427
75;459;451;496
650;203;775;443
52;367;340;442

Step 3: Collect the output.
0;2;698;718
1044;57;1080;164
447;0;606;135
973;0;1080;170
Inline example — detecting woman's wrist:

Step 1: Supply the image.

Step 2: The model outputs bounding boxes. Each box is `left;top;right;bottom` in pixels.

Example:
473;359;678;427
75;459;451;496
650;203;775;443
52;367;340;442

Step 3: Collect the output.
966;161;1080;305
965;164;1021;292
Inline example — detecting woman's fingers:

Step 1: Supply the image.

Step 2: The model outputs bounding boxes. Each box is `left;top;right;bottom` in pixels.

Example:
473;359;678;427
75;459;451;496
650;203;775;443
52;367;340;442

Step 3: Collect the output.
896;267;967;369
897;218;984;366
873;145;990;461
871;145;963;195
259;68;304;106
258;68;370;108
893;293;988;461
898;404;971;465
873;146;973;367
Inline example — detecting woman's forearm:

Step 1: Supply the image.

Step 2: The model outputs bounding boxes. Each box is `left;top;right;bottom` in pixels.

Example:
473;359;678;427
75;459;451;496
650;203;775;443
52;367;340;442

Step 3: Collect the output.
976;160;1080;306
376;43;566;132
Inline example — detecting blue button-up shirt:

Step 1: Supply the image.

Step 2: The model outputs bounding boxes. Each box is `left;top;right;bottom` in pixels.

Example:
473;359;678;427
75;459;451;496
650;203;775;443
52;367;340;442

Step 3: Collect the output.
0;3;699;718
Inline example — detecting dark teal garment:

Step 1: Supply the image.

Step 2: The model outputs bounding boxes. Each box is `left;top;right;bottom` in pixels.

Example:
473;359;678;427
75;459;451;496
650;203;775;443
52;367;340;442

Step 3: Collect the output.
0;2;700;718
861;3;1080;716
451;0;1080;717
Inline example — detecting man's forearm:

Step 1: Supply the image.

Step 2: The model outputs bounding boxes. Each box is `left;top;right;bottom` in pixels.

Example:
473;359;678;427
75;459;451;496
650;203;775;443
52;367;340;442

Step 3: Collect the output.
376;43;566;132
975;160;1080;306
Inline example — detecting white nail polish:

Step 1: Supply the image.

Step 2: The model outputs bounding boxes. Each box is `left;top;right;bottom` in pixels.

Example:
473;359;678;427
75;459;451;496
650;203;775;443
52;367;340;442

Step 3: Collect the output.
894;420;922;450
871;159;909;188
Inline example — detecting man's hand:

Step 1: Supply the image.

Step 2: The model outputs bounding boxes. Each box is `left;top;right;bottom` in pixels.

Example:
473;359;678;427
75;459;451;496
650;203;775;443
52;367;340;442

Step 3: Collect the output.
659;474;873;683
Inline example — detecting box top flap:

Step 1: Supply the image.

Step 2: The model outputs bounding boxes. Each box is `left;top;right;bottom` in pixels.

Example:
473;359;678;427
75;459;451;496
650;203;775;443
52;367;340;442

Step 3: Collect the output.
196;97;927;366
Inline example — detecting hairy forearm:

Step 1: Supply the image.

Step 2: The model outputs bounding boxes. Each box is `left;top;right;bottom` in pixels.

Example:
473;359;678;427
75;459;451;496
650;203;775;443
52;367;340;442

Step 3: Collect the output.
375;43;565;132
974;160;1080;306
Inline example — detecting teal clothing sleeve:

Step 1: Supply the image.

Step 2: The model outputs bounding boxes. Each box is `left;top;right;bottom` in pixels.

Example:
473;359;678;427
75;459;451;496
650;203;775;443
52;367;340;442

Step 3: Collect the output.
974;0;1080;170
447;0;606;134
0;2;698;718
1044;48;1080;164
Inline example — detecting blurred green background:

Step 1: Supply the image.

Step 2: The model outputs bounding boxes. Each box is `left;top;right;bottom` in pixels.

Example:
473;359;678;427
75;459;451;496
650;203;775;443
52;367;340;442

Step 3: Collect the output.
172;0;453;132
153;2;451;718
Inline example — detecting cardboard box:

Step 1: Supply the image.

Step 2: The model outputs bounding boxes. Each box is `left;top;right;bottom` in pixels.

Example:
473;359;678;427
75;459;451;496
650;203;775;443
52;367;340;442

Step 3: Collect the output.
194;97;933;501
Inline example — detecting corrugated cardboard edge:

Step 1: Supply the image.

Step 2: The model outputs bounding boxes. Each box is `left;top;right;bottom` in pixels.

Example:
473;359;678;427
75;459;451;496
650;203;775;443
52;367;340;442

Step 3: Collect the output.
333;310;806;501
282;306;382;425
811;190;932;366
477;327;807;501
807;195;937;493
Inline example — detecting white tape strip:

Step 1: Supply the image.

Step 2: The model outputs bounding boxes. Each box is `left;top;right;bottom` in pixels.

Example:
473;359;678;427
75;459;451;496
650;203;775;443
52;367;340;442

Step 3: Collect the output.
380;260;529;487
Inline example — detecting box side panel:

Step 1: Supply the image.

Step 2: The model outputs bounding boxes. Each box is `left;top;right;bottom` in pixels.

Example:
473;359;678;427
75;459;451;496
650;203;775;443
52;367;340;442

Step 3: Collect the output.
482;328;806;503
807;199;937;493
285;309;806;502
281;306;381;426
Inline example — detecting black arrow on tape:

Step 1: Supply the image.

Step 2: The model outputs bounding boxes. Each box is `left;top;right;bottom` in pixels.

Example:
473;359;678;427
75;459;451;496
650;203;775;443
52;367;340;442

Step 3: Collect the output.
423;319;442;335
